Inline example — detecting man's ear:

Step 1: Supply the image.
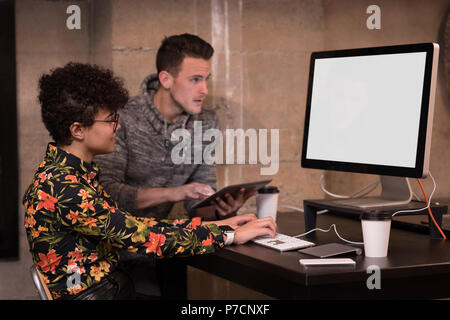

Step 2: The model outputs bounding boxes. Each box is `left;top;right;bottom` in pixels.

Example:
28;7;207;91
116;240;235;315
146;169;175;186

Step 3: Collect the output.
158;71;173;90
69;122;85;141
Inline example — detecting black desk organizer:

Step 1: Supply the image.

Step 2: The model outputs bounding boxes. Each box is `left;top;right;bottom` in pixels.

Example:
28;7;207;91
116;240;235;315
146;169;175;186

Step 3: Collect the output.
304;199;448;239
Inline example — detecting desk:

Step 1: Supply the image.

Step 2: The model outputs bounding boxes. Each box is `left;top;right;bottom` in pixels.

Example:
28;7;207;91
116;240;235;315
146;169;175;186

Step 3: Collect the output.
186;211;450;299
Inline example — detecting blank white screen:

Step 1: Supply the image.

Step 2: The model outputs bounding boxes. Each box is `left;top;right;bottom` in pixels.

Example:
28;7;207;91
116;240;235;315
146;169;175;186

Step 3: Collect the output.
306;52;426;168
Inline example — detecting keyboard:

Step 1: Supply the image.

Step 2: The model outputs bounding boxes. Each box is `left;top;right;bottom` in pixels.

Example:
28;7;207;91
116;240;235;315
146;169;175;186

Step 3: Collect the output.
252;233;315;252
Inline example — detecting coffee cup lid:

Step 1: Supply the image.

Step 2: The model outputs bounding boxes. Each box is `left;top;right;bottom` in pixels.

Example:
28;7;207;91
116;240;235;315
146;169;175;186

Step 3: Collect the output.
258;186;279;194
361;211;392;221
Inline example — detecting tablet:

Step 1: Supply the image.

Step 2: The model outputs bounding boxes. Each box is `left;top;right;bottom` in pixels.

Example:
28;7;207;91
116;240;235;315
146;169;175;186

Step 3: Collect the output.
188;179;272;211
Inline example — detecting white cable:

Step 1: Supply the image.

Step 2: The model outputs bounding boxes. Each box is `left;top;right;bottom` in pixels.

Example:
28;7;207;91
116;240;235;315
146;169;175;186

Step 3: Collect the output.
279;205;304;213
319;172;380;199
348;180;380;198
391;172;437;217
281;172;436;245
319;173;347;199
293;224;364;245
278;205;329;215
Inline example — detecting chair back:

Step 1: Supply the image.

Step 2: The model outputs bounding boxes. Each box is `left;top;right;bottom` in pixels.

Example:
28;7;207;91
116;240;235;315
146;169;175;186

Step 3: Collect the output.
30;265;53;300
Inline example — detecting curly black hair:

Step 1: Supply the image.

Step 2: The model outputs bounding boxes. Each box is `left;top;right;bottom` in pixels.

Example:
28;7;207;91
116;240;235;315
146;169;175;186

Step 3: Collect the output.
38;62;129;145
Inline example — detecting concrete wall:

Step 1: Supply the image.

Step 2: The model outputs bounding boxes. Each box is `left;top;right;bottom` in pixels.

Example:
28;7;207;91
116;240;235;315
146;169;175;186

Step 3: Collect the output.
2;0;448;299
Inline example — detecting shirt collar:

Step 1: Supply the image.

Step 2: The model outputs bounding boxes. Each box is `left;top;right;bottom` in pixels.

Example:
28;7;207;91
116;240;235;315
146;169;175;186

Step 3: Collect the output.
45;143;99;181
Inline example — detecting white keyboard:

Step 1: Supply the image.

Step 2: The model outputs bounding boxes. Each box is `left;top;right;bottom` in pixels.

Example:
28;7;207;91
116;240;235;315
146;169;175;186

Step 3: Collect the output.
252;233;315;252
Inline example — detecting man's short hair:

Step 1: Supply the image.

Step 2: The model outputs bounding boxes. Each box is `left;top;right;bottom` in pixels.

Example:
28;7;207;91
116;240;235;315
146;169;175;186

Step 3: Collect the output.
156;33;214;77
38;62;129;146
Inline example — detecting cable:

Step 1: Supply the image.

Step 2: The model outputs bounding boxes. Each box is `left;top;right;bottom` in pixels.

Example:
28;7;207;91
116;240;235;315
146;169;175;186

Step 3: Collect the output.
278;205;328;215
284;172;444;244
348;179;380;198
293;224;364;246
319;172;380;199
417;175;446;240
391;172;436;217
389;172;445;239
279;205;304;213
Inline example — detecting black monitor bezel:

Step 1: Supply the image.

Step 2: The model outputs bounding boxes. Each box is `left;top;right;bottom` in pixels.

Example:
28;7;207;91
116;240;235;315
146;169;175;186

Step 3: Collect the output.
301;43;436;178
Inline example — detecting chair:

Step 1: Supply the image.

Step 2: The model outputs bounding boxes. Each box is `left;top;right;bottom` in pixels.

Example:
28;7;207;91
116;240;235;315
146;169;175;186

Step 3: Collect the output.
30;265;53;300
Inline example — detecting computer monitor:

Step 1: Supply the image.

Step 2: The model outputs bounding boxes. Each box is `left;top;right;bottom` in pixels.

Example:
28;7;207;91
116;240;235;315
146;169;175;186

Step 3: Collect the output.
301;43;439;208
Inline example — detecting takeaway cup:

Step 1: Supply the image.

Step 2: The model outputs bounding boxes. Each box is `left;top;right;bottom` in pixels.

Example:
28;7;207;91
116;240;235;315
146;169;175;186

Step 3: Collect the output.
256;186;279;221
361;211;392;258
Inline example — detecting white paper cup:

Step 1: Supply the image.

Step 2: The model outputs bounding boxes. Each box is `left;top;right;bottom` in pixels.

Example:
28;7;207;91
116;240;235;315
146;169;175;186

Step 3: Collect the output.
256;186;279;221
361;211;392;258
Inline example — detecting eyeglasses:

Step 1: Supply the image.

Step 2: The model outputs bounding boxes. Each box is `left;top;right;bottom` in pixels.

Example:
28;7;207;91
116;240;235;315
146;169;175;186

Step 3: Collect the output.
93;112;120;132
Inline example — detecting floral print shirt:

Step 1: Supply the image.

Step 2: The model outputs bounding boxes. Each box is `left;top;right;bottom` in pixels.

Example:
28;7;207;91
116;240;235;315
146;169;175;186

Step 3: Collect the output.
23;143;225;299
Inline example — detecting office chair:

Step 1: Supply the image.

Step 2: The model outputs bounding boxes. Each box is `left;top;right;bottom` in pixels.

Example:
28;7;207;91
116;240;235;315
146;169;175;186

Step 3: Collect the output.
30;264;53;300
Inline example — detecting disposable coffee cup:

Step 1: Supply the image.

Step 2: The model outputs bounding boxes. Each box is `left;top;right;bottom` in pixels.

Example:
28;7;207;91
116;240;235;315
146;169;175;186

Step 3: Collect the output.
361;211;392;258
256;186;279;221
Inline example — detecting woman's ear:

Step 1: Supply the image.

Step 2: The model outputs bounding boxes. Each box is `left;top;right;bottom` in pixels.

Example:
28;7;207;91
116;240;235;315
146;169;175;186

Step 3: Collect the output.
158;70;173;90
69;122;85;141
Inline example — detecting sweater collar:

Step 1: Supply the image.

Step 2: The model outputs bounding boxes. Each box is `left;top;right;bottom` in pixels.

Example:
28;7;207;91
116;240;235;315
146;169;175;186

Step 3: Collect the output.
140;74;190;136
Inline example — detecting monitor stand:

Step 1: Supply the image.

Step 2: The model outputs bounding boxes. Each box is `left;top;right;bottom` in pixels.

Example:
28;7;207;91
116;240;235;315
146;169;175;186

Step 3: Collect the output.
331;175;413;208
303;198;447;239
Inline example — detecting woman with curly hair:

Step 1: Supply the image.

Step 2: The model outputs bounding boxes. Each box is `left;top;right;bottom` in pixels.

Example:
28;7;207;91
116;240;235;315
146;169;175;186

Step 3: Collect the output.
23;62;276;300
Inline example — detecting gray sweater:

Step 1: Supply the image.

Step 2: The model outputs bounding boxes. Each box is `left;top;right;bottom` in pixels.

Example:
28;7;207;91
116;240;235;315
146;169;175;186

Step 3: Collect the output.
95;74;218;219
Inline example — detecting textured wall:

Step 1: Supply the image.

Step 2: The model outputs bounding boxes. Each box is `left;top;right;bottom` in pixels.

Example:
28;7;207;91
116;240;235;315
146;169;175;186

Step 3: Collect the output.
2;0;449;299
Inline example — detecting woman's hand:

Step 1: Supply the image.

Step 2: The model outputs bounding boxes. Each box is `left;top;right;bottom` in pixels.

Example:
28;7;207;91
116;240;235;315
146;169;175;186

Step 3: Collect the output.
212;213;257;229
202;214;276;245
233;217;277;245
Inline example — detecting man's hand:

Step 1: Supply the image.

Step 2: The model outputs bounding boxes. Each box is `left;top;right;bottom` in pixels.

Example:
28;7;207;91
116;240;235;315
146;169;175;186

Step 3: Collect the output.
213;213;257;229
137;183;215;209
211;188;257;217
170;183;215;202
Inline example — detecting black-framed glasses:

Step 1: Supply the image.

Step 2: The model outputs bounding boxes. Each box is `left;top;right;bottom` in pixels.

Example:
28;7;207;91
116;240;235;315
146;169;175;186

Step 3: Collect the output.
93;112;120;132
